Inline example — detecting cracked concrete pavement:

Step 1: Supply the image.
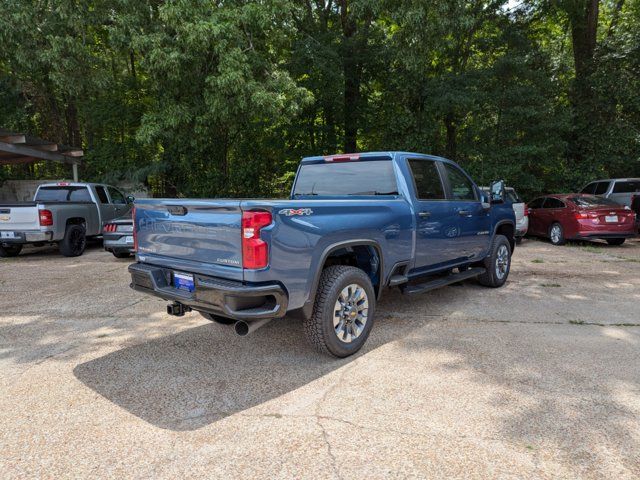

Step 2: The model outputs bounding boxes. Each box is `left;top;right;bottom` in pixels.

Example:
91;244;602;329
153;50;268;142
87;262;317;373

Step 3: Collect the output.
1;238;639;478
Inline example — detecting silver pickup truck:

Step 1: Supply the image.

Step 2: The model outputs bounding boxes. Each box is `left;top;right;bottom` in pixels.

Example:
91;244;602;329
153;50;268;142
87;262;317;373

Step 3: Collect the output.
0;182;132;257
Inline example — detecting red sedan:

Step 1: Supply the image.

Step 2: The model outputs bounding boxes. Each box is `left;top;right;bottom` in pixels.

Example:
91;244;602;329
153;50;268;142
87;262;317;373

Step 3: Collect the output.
527;194;637;246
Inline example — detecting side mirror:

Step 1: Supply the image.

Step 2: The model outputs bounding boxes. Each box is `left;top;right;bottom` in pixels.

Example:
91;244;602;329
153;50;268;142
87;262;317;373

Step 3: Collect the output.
126;195;135;204
480;191;491;210
489;180;506;204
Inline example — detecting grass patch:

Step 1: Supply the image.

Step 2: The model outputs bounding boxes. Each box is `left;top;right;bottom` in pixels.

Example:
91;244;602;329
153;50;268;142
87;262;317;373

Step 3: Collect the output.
540;283;561;288
531;258;544;264
569;320;585;325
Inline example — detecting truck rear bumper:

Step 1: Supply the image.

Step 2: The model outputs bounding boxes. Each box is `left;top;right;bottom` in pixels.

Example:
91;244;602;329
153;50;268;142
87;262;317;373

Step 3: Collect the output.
0;231;53;244
128;262;288;321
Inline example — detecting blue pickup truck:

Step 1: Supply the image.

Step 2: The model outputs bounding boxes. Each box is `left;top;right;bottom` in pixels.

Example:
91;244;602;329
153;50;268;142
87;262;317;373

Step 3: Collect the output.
129;152;515;357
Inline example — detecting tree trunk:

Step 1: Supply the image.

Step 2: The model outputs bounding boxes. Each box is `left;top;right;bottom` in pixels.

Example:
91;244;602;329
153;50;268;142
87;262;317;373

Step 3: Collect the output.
444;114;457;160
340;0;359;153
570;0;599;88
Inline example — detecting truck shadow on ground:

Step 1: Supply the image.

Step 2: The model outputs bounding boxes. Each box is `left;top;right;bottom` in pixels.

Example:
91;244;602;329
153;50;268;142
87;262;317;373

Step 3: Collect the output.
72;307;418;431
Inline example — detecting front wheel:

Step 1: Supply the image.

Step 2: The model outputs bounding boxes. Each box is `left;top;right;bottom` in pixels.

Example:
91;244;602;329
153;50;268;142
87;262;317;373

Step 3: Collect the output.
304;265;375;358
478;234;511;288
606;238;625;246
549;222;565;246
0;244;22;257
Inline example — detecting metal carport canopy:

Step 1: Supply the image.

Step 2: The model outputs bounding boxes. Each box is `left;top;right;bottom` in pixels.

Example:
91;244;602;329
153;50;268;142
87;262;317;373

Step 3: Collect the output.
0;129;83;181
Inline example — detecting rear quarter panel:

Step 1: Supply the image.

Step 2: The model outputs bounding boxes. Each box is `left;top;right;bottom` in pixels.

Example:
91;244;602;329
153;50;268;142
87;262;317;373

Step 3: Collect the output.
241;198;413;311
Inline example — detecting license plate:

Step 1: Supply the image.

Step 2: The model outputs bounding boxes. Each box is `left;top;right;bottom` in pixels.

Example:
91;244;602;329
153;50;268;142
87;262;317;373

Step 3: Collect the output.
125;235;134;244
0;231;16;239
605;215;618;223
173;272;195;292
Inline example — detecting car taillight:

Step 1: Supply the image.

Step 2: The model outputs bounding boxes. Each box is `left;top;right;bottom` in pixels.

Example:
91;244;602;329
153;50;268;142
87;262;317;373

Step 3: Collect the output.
575;211;598;220
132;206;137;252
39;209;53;226
523;205;529;217
242;210;272;269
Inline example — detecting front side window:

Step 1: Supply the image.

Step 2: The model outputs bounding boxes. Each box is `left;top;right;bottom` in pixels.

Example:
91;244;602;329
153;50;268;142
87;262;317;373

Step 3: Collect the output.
95;186;109;204
581;182;597;194
594;182;610;195
108;187;126;204
408;159;445;200
528;197;545;209
443;164;476;201
293;160;398;196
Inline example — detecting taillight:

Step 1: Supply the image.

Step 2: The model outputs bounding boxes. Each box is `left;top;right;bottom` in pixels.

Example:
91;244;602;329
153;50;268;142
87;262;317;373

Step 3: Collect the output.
242;210;272;269
324;154;360;162
132;206;137;252
39;209;53;226
523;205;529;217
575;211;598;220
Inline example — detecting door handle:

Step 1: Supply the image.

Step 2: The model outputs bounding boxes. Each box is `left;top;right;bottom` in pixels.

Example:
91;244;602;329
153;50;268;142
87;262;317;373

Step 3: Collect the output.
418;211;431;218
458;210;471;216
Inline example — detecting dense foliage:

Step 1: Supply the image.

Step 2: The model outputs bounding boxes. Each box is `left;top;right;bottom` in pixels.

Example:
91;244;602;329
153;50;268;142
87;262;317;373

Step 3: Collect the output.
1;0;639;199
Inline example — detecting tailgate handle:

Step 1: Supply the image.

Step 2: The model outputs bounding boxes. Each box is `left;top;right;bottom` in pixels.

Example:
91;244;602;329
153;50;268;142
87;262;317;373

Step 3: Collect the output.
167;205;188;216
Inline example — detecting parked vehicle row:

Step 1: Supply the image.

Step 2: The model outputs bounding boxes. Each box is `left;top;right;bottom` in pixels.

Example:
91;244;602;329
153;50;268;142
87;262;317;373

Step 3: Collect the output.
0;182;133;257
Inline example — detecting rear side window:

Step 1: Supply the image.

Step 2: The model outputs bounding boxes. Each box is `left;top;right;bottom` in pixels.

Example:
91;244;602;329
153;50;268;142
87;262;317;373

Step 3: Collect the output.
408;159;445;200
95;186;109;204
543;198;565;209
293;160;398;196
612;181;640;193
594;182;610;195
443;164;477;201
35;186;91;202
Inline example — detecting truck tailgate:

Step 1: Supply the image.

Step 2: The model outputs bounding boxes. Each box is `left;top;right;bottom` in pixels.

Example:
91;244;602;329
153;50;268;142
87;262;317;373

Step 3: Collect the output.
0;204;40;231
134;199;243;280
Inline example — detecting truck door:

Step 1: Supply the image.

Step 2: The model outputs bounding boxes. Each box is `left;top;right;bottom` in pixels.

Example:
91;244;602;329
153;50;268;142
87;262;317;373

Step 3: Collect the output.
107;186;131;219
440;162;492;260
407;158;463;271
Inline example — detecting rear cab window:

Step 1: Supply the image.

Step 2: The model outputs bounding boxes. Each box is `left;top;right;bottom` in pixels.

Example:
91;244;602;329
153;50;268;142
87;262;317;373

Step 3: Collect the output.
569;195;621;208
293;159;398;196
35;186;92;202
95;186;109;203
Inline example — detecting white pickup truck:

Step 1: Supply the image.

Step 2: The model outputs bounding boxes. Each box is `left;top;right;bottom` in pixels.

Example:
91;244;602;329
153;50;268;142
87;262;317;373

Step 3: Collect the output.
0;182;132;257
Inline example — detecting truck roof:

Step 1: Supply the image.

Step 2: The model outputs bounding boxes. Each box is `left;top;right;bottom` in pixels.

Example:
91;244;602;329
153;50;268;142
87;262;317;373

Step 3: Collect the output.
300;151;452;164
37;182;105;188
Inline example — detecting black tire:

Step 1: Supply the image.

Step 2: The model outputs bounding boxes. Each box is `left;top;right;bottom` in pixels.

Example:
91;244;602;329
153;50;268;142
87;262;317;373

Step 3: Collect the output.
477;234;511;288
549;222;565;246
0;244;22;257
606;238;625;246
59;224;87;257
200;312;235;325
112;251;131;259
304;265;375;358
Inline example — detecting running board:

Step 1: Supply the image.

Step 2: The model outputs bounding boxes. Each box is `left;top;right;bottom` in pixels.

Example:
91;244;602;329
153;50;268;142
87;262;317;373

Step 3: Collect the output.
401;267;486;295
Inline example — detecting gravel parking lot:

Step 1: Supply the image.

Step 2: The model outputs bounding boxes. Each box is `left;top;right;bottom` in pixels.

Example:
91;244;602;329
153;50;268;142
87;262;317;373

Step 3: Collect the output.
1;238;639;478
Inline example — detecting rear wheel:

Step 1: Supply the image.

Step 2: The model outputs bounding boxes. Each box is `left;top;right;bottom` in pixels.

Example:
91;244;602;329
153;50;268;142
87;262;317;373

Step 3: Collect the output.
478;234;511;288
549;223;565;246
200;312;235;325
606;238;625;246
0;244;22;257
304;265;375;358
59;224;86;257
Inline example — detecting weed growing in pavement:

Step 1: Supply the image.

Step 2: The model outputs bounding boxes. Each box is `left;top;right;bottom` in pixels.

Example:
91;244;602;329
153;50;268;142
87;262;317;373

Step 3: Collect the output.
531;259;544;263
570;320;585;325
540;283;561;288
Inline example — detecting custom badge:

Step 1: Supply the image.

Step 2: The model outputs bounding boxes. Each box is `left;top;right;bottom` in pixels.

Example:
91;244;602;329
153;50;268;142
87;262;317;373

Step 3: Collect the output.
278;208;313;216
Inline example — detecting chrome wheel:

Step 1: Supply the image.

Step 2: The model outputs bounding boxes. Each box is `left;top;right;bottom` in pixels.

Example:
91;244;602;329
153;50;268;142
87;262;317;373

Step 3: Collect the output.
333;283;369;343
495;244;509;280
550;224;561;244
